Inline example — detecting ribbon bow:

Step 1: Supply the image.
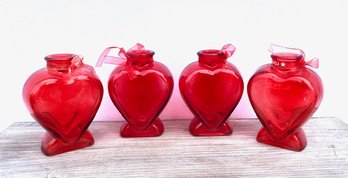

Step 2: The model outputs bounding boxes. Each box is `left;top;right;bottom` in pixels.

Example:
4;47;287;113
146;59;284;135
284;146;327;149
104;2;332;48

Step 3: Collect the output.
96;43;145;67
268;43;319;69
66;55;84;74
221;44;236;58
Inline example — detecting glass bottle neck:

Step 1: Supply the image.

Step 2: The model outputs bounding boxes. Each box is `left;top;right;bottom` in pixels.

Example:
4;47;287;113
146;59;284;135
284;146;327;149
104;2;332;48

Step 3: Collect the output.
127;50;154;66
271;52;305;70
45;54;76;73
198;49;227;66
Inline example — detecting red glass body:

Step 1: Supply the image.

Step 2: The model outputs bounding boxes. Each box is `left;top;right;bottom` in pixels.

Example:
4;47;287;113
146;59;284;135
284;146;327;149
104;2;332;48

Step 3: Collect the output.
23;54;103;156
248;53;323;151
179;50;244;136
108;50;174;137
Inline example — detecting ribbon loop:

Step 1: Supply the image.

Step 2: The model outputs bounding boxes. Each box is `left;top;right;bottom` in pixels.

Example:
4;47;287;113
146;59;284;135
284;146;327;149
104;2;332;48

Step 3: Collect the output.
268;43;319;69
128;43;145;51
68;55;84;75
96;46;126;67
96;43;146;67
268;43;305;58
221;44;236;58
71;55;83;66
95;43;147;80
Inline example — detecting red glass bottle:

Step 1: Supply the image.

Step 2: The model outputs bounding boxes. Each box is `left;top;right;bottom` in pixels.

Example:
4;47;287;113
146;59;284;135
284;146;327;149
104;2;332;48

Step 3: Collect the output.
179;44;244;136
247;44;323;151
23;54;103;156
97;44;174;137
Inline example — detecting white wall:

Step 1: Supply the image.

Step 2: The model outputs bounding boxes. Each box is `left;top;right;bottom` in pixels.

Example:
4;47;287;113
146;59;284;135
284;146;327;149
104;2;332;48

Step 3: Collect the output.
1;0;347;131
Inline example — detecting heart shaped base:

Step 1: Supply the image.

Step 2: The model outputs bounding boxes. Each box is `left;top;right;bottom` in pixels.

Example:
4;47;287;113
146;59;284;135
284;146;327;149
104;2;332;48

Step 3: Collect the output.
256;127;307;152
189;117;232;136
120;118;164;137
41;130;94;156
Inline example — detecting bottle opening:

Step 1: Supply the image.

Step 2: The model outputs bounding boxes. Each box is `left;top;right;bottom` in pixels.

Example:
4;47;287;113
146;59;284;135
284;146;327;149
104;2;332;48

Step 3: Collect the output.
271;52;305;69
198;49;224;57
271;52;303;61
126;50;154;66
127;50;154;58
45;54;76;61
45;53;76;73
198;49;226;66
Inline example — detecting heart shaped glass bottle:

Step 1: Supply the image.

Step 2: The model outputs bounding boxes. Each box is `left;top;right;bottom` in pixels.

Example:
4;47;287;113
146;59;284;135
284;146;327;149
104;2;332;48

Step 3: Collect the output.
23;54;103;156
179;44;244;136
97;44;174;137
247;44;323;151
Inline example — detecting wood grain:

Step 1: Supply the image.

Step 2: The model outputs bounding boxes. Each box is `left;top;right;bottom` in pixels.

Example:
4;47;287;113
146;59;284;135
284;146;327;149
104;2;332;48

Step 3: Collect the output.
0;117;347;177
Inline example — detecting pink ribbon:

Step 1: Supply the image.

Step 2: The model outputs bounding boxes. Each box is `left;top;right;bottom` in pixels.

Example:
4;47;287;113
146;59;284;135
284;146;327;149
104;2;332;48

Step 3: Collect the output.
268;43;319;69
305;57;319;69
67;55;84;75
221;44;236;58
96;43;145;67
71;55;83;67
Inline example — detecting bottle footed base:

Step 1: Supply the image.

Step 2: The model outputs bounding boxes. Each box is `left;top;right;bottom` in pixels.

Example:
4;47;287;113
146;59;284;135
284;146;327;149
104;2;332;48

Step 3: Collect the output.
257;127;307;152
189;117;232;136
41;130;94;156
120;118;164;137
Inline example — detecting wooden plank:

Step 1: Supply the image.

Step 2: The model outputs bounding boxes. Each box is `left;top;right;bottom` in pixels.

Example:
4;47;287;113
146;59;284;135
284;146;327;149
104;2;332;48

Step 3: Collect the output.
0;117;347;177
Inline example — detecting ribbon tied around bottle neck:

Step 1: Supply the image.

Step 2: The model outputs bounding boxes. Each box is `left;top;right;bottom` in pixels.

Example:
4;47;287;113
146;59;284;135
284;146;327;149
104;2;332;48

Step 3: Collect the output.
221;44;236;59
96;43;146;79
268;43;319;69
96;43;145;67
65;55;84;76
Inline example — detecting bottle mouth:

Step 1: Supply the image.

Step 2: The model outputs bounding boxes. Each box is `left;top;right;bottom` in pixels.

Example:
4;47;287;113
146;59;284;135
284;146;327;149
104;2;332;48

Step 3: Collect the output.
127;50;155;58
197;49;224;57
197;49;227;66
271;52;305;69
126;50;154;66
45;53;76;61
271;52;303;61
45;54;77;73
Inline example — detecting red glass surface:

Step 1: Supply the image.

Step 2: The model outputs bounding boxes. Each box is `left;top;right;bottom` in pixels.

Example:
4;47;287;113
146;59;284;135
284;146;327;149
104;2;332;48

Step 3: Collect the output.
247;45;323;151
23;54;103;156
108;49;174;137
179;45;244;136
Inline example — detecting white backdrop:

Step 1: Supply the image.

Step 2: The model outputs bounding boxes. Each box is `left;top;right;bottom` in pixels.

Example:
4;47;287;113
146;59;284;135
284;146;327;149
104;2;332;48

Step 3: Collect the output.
0;0;347;131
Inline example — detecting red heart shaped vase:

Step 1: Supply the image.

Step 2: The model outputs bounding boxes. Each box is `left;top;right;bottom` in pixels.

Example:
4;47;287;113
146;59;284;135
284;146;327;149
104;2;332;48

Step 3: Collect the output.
248;52;323;151
180;49;243;136
23;54;103;156
108;50;173;137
